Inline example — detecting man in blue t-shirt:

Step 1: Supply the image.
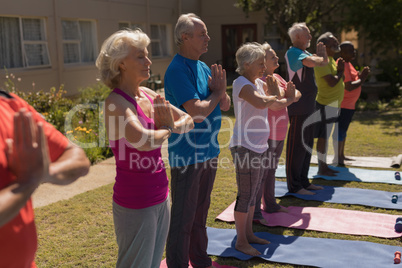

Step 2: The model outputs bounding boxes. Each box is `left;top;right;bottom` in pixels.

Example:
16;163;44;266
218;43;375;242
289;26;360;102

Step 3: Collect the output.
164;13;230;268
284;22;328;195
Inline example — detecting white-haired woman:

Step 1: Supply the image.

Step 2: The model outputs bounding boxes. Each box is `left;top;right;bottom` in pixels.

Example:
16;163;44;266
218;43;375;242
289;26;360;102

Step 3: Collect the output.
96;29;194;268
229;42;296;256
254;42;302;223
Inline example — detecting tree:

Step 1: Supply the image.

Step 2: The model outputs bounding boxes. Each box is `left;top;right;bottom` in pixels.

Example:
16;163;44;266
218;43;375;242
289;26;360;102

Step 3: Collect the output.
235;0;343;43
341;0;402;57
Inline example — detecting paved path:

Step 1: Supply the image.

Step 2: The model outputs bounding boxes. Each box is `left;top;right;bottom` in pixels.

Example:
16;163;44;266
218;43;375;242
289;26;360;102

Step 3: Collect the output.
33;141;168;208
33;157;116;208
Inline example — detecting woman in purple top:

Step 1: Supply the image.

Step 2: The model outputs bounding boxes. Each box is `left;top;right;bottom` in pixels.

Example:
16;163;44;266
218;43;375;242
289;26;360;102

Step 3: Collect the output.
96;29;194;268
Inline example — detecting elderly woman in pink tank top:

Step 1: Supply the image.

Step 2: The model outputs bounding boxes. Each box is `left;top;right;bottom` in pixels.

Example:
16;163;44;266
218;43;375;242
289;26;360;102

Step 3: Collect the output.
96;29;194;268
254;42;302;223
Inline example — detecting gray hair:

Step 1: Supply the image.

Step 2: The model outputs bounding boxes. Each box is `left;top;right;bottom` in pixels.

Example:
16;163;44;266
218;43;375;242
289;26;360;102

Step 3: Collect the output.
235;42;266;75
261;42;272;52
95;29;150;89
317;32;335;45
288;22;307;43
174;13;201;47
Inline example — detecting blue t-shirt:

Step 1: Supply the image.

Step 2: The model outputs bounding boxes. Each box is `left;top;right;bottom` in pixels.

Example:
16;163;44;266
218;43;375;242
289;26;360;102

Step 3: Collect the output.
164;54;221;167
285;46;318;116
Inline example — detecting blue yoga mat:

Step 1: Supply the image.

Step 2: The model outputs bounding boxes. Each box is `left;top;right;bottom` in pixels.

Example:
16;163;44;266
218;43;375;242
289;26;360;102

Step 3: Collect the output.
207;227;401;267
276;165;401;184
275;181;402;210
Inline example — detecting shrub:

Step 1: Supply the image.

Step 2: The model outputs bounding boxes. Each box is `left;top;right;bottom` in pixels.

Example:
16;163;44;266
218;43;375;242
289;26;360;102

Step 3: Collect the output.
3;72;113;164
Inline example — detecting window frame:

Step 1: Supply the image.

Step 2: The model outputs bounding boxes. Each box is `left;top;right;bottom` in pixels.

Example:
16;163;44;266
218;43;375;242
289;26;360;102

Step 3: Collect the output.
263;24;287;52
149;23;172;59
61;18;97;65
0;16;51;69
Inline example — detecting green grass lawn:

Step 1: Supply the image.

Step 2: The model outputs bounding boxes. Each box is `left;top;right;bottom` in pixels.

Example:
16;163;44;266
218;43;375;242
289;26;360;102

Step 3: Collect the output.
35;108;401;267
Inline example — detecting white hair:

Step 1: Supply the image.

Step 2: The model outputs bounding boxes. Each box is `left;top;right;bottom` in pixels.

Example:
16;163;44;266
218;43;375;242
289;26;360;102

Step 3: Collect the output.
174;13;201;47
96;29;150;89
288;22;307;43
235;42;266;75
261;42;272;52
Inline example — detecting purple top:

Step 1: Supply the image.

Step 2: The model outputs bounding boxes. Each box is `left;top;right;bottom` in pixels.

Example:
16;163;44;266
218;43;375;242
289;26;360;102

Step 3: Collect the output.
109;88;168;209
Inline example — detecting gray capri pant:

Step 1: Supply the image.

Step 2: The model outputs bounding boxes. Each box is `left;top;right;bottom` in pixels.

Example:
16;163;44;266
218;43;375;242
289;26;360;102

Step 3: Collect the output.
231;146;265;213
113;197;170;268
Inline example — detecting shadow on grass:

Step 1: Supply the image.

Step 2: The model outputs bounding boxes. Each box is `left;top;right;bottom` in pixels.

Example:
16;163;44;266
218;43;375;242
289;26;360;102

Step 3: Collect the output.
353;109;401;136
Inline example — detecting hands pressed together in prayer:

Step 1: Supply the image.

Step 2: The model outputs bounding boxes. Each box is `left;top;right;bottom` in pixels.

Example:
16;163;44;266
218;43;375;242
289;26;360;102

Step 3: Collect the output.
316;42;329;66
153;95;175;131
208;64;227;97
6;109;50;188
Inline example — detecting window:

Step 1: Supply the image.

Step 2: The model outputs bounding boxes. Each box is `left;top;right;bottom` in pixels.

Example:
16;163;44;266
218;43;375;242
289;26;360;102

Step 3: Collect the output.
264;25;287;51
62;19;97;64
150;24;171;58
0;16;50;69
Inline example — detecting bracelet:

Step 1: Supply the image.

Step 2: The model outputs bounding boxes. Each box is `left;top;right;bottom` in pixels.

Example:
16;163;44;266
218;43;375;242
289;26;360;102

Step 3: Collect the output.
160;126;173;137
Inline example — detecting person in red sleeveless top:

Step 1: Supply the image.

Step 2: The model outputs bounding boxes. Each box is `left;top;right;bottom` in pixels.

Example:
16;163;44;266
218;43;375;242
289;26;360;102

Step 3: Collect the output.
96;29;194;268
333;41;370;166
0;90;90;268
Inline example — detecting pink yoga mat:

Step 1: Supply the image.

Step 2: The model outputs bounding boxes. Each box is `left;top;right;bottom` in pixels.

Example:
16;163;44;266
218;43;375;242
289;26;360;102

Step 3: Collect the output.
216;201;402;238
160;259;237;268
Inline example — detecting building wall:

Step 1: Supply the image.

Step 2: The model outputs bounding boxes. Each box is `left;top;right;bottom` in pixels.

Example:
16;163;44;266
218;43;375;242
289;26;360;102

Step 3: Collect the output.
2;0;375;96
0;0;201;95
200;0;266;68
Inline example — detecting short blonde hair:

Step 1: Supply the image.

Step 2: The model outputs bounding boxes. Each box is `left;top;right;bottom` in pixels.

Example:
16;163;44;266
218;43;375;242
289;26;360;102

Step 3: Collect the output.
96;29;150;89
261;42;272;52
235;42;265;75
288;22;307;44
174;13;201;47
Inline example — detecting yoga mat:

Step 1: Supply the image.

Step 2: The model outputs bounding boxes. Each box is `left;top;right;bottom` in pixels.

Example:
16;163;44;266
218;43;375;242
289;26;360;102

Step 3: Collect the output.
275;164;402;184
160;259;236;268
207;227;401;267
310;154;399;169
216;202;402;238
274;180;402;210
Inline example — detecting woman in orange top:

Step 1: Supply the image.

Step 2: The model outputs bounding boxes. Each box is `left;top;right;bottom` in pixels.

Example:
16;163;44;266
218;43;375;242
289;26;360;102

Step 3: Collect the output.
334;41;370;165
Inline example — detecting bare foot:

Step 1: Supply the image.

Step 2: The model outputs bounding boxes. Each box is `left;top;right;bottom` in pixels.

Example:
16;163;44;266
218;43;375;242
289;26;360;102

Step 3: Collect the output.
332;158;345;166
330;167;340;173
295;188;315;195
235;242;261;256
318;167;337;176
307;184;324;190
343;156;354;161
247;234;270;245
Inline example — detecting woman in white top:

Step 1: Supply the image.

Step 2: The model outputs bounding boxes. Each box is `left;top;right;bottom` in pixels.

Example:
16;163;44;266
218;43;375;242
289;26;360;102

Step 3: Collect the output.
230;42;296;256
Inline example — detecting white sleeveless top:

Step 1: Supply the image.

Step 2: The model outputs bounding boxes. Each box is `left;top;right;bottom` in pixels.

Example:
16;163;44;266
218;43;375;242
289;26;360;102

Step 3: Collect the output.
229;76;270;153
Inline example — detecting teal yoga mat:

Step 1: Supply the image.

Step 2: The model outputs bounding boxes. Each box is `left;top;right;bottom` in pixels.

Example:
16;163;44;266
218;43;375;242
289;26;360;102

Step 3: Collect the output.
207;227;401;267
275;165;401;184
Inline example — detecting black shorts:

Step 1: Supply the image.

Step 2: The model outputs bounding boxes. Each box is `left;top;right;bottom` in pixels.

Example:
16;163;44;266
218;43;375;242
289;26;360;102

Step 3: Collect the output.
314;101;340;139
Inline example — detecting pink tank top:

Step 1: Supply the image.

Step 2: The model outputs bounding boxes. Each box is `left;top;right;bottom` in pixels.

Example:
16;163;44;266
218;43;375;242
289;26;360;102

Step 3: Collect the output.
109;88;168;209
261;74;289;141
